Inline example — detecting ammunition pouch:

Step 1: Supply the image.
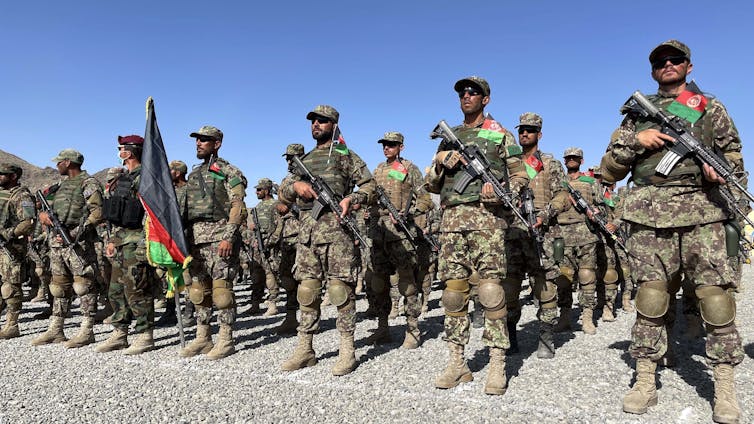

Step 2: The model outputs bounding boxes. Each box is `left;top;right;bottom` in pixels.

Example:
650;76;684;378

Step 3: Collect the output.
724;222;740;258
552;238;565;263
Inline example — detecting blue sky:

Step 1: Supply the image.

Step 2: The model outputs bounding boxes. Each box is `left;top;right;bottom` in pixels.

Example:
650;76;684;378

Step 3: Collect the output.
3;1;753;206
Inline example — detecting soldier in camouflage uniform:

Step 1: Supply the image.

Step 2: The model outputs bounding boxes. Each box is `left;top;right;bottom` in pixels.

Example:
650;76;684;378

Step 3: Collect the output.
366;131;434;349
249;178;281;317
94;167;125;325
95;136;158;355
612;184;634;313
553;148;603;336
601;40;744;422
28;209;51;314
0;164;35;339
417;185;440;316
425;76;529;395
279;105;374;376
273;188;301;335
504;113;569;358
166;160;196;327
32;149;103;347
179;126;247;360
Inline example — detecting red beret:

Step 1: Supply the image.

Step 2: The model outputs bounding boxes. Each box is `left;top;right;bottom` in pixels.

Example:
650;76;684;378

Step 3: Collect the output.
118;135;144;145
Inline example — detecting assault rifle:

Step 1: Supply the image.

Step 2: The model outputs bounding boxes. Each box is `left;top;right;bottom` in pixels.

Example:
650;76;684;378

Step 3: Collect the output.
374;185;417;249
563;182;629;252
289;155;369;249
621;90;754;204
430;120;529;229
521;187;546;267
251;207;271;260
35;190;84;265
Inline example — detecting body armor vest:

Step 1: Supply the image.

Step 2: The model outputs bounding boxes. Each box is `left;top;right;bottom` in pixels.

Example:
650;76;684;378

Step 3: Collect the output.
558;176;595;224
296;147;353;211
255;198;276;238
186;161;231;222
374;158;414;212
530;152;554;211
103;170;144;229
52;173;90;227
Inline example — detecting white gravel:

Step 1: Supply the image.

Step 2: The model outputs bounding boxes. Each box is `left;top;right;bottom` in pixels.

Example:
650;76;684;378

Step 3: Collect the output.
1;267;753;423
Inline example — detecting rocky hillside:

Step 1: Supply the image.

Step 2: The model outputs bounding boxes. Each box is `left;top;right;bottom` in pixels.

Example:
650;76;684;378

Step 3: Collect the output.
0;149;109;192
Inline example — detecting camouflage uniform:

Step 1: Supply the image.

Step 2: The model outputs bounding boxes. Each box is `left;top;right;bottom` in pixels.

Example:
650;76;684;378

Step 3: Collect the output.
274;201;301;334
248;181;281;314
0;164;35;339
595;179;627;320
417;197;441;314
613;185;634;312
601;40;744;420
27;218;51;305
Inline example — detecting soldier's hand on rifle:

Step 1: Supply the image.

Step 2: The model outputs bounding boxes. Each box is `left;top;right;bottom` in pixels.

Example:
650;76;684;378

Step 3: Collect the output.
275;202;289;215
479;182;501;204
339;197;353;219
38;211;52;227
606;222;617;233
105;242;116;257
435;150;462;170
702;163;726;184
636;129;673;150
293;181;318;200
218;240;232;257
534;216;544;228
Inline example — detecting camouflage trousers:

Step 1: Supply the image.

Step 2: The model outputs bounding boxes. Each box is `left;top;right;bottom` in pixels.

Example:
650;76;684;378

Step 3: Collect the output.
628;222;744;365
0;244;26;312
439;229;509;349
188;240;240;325
278;240;299;313
556;242;597;309
108;242;155;333
249;248;279;302
368;235;426;320
49;242;98;318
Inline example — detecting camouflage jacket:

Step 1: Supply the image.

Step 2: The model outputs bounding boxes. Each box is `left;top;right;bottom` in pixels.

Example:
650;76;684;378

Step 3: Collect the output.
371;158;433;242
47;172;103;248
512;150;570;232
0;184;35;247
558;173;602;246
603;87;742;228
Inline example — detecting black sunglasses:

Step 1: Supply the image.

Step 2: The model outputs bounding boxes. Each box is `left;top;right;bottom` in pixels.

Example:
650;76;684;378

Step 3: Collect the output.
518;126;540;134
311;116;332;124
651;55;687;70
458;87;482;98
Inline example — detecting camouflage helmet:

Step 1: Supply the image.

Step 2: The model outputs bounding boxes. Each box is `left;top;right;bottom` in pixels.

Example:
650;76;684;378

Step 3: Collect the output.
563;147;583;158
306;105;339;123
106;166;125;182
118;135;144;146
649;39;691;63
0;163;22;177
255;178;274;190
189;125;223;141
516;112;543;129
454;76;490;96
52;148;84;165
169;160;187;175
282;143;305;157
377;131;404;144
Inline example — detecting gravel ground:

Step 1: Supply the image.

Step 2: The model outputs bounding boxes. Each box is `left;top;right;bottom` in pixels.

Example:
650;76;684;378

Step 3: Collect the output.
1;268;753;424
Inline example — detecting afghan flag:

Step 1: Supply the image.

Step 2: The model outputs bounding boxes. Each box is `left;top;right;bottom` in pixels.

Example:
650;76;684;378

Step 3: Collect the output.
138;97;191;298
603;187;616;208
208;160;226;181
666;80;707;124
332;124;349;155
387;160;408;182
524;154;544;179
478;114;506;145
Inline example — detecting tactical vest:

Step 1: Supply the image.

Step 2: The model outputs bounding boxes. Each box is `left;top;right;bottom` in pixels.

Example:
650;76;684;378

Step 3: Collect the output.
186;161;231;222
440;126;508;206
296;146;353;211
255;198;277;237
530;152;554;211
103;170;144;229
0;188;14;228
374;158;414;212
558;176;595;224
632;94;714;187
52;172;91;227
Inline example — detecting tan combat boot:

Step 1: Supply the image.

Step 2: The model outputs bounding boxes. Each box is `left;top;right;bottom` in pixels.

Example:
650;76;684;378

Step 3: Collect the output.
401;317;420;349
712;364;740;424
179;324;214;358
484;347;508;395
263;300;278;317
94;327;129;353
332;332;356;376
31;316;67;346
275;310;299;336
366;315;391;345
581;308;596;335
0;310;21;339
623;358;658;414
435;342;473;389
64;317;95;348
281;332;317;371
31;286;47;303
388;299;400;319
123;329;154;355
621;292;634;313
207;324;235;360
601;303;616;322
554;307;572;332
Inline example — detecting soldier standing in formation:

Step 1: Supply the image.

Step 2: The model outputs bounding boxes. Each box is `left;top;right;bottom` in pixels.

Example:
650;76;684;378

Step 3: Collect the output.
169;160;195;327
279;105;374;376
601;39;744;422
180;126;247;360
248;177;281;317
426;76;529;394
0;164;35;339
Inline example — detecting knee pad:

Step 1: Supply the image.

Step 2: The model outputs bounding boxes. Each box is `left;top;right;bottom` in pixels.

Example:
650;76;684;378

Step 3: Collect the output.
280;276;297;293
50;275;71;298
536;278;558;305
478;278;505;311
189;283;205;305
578;268;596;285
327;279;350;307
469;271;481;286
697;286;736;326
559;266;575;282
72;276;92;296
0;283;13;300
297;279;322;307
397;272;418;297
441;279;469;316
603;267;619;285
370;272;390;294
211;279;234;309
635;281;670;318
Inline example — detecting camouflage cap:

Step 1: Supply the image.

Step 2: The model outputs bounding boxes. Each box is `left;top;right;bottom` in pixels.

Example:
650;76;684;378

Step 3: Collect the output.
106;167;125;182
282;143;305;157
169;160;187;174
515;112;543;129
0;163;22;176
649;39;691;63
306;105;339;123
255;178;274;189
563;147;583;158
118;135;144;146
377;131;404;144
588;165;603;175
189;125;223;141
454;76;490;96
52;148;84;165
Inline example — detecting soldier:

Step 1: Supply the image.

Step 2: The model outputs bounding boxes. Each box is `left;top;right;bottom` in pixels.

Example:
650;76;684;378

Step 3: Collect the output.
248;177;281;317
504;113;569;358
594;168;624;322
180;126;247;360
94;166;124;325
601;40;744;422
28;204;52;313
0;163;35;339
425;76;529;394
612;184;634;313
279;105;374;376
553;148;603;335
272;173;302;335
95;135;157;355
32;149;103;348
367;131;434;348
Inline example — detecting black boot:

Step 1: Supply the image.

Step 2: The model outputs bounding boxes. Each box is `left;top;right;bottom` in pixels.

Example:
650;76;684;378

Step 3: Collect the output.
155;298;178;328
536;323;555;359
507;320;519;355
181;301;196;327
